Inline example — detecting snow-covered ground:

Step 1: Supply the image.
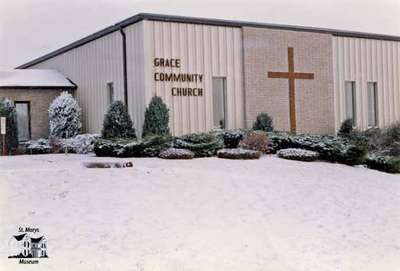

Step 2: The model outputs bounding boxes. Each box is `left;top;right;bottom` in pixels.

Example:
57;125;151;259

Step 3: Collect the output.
0;154;399;271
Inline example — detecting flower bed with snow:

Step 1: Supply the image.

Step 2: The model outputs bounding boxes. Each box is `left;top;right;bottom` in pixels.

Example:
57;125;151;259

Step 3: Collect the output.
217;148;261;160
277;148;319;162
159;148;195;159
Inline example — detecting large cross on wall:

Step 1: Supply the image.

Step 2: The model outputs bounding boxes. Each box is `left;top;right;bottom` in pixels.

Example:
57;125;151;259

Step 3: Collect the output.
268;47;315;133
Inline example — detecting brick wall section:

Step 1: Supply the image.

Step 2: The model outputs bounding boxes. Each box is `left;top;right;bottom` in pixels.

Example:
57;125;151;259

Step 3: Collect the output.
243;27;335;134
0;89;67;139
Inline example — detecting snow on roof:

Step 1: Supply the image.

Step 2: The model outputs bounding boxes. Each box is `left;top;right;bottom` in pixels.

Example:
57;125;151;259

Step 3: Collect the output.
0;69;75;88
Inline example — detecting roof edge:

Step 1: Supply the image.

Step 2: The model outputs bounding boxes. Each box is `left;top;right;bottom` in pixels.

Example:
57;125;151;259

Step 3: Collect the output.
0;85;77;90
16;13;400;69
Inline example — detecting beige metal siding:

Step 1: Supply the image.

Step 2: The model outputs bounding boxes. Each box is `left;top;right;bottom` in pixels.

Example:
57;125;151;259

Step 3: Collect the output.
333;36;400;131
28;31;125;134
142;20;245;136
125;21;146;137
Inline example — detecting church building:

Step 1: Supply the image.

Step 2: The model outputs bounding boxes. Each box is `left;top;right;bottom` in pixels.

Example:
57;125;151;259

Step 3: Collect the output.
14;13;400;138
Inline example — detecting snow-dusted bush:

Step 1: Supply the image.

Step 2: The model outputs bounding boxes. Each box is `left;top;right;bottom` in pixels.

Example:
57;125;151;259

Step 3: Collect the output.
24;138;52;154
159;148;195;159
174;132;224;157
222;130;245;148
277;148;319;162
269;133;368;165
366;155;400;174
217;148;261;160
0;98;18;153
59;134;100;154
239;131;271;153
102;101;136;139
142;96;170;137
49;92;81;138
338;118;354;137
253;112;273;132
94;135;172;157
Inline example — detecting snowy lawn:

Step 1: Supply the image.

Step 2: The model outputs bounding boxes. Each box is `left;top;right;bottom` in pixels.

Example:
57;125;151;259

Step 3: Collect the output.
0;154;399;271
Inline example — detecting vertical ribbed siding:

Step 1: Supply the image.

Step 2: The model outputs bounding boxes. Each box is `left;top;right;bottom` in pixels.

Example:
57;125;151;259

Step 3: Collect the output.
333;36;400;131
125;21;146;137
28;31;124;134
142;20;244;136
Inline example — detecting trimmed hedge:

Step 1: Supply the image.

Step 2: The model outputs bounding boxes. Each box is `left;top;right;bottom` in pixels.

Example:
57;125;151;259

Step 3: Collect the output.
159;148;195;159
277;148;319;162
366;155;400;174
174;132;224;157
94;135;172;157
217;148;261;160
268;133;367;165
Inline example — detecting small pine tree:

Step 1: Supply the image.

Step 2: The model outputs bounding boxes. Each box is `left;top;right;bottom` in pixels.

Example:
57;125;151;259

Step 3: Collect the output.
0;98;18;153
102;100;136;139
253;112;273;132
49;92;82;138
338;118;354;136
142;96;170;137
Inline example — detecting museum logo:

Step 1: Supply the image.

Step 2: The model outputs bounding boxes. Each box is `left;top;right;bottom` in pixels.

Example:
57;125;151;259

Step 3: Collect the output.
8;227;48;264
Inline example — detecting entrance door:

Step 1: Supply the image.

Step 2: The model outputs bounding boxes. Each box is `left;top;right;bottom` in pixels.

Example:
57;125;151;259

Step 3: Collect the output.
15;102;31;142
212;77;227;129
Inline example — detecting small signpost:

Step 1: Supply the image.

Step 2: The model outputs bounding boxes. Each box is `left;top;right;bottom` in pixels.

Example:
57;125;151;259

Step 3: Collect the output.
1;117;6;155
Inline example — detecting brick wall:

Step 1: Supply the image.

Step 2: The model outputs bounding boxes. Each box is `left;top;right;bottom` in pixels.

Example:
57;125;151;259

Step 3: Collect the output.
243;27;335;134
0;89;67;139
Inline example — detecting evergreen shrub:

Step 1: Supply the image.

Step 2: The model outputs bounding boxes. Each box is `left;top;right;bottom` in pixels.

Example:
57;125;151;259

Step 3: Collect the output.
142;96;170;137
49;92;81;138
338;118;354;137
253;112;273;132
174;132;224;157
366;155;400;174
58;134;100;154
222;130;244;148
102;101;136;139
24;138;52;154
268;133;366;165
94;135;172;157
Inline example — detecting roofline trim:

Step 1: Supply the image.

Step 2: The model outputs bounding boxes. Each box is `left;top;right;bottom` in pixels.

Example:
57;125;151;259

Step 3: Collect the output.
0;85;77;90
16;13;400;69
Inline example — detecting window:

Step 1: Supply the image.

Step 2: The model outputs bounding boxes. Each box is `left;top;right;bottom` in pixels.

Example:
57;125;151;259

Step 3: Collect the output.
367;82;378;127
345;81;356;125
107;82;114;105
212;77;227;129
15;102;31;142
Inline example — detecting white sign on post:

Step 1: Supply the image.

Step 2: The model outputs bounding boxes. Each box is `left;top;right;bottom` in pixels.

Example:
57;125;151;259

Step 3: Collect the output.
1;117;6;135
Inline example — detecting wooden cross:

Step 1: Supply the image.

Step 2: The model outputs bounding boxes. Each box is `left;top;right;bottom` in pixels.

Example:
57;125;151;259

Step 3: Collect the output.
268;47;314;133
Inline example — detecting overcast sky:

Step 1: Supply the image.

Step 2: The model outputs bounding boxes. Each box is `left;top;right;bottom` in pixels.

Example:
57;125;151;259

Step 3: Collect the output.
0;0;399;69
